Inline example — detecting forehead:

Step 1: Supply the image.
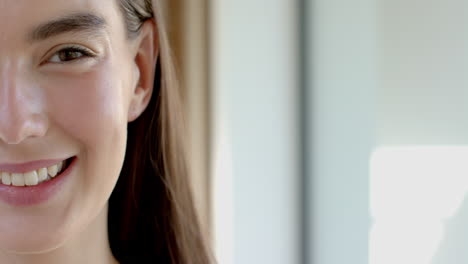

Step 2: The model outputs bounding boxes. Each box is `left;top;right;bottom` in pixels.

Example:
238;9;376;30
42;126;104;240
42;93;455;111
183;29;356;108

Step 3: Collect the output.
0;0;122;41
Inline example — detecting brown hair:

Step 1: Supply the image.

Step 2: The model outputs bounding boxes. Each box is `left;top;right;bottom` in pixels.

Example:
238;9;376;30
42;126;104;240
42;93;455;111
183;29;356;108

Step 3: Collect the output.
108;0;213;263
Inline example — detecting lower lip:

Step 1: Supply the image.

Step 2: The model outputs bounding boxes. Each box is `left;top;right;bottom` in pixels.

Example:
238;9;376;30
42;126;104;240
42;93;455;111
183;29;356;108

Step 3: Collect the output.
0;157;77;207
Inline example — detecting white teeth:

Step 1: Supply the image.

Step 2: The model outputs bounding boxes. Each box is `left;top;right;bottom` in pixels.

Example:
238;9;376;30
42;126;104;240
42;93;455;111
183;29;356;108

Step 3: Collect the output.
1;172;11;186
0;159;68;186
11;173;25;187
37;168;48;182
48;165;58;177
24;171;39;186
57;161;63;172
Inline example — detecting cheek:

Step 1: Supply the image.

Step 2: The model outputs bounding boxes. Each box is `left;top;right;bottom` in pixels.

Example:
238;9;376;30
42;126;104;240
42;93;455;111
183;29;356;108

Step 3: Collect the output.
45;65;129;153
51;73;124;138
43;63;131;199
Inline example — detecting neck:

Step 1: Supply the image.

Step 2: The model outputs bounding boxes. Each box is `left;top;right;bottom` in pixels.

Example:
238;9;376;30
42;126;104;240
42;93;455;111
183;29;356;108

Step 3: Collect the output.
0;204;118;264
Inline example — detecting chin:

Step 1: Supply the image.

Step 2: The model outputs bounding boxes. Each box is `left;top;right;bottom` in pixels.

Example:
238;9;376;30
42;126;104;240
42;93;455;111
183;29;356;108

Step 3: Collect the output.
0;221;72;255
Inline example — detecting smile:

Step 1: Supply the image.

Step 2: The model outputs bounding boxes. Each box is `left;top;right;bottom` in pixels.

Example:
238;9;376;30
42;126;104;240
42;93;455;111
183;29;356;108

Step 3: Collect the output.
0;158;72;187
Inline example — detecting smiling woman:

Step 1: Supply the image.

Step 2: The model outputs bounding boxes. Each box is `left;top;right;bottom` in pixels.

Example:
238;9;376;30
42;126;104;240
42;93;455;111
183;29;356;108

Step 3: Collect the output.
0;0;212;264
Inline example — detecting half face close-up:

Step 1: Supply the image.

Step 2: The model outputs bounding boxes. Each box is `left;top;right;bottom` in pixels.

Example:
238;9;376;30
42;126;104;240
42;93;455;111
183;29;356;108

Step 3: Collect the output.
0;0;155;256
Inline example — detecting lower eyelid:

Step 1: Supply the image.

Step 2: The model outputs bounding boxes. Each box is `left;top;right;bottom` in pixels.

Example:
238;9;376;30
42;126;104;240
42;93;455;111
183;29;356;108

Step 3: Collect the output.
39;56;101;72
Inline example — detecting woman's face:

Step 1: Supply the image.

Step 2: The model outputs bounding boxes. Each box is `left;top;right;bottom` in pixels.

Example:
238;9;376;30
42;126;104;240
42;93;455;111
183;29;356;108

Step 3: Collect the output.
0;0;155;253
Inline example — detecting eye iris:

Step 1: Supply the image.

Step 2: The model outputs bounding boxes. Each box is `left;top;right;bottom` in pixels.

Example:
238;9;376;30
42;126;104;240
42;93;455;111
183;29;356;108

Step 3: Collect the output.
59;49;83;61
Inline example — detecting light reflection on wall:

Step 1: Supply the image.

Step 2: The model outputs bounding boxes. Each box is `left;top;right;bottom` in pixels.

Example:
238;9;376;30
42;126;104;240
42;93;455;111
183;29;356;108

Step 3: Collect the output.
370;146;468;264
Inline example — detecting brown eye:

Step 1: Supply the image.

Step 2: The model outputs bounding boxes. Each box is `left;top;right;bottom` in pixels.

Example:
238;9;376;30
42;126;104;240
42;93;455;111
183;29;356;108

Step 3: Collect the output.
48;46;95;63
58;49;84;61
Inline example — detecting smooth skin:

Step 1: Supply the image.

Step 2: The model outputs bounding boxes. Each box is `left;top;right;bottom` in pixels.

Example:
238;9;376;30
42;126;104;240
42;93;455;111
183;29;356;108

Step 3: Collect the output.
0;0;158;263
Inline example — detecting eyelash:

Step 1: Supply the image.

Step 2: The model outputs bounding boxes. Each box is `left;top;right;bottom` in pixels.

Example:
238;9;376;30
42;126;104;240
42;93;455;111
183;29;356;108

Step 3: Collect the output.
46;45;97;64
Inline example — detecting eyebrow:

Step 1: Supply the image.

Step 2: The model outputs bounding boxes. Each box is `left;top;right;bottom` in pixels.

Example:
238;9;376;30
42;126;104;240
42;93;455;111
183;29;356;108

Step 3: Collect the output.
28;13;107;42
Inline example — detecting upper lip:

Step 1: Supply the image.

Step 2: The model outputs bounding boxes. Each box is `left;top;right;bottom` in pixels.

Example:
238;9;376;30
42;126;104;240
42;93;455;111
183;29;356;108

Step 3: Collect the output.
0;158;70;173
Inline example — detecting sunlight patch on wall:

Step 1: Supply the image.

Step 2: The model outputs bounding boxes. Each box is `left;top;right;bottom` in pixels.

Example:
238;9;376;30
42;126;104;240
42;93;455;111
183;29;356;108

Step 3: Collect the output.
369;146;468;264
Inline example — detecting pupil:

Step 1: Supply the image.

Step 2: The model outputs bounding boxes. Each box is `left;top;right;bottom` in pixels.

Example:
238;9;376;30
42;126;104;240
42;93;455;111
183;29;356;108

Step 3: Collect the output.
60;50;81;61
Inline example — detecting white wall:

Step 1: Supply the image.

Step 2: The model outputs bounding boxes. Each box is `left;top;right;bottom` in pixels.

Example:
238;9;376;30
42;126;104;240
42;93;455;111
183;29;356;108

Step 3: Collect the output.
308;0;468;264
371;1;468;264
377;0;468;145
307;0;377;263
210;0;301;264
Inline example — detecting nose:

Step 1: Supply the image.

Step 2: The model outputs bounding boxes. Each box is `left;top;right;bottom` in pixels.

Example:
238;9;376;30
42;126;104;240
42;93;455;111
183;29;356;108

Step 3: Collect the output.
0;63;48;144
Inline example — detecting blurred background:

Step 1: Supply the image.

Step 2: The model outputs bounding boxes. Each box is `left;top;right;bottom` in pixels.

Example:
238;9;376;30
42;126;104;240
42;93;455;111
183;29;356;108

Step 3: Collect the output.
164;0;468;263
